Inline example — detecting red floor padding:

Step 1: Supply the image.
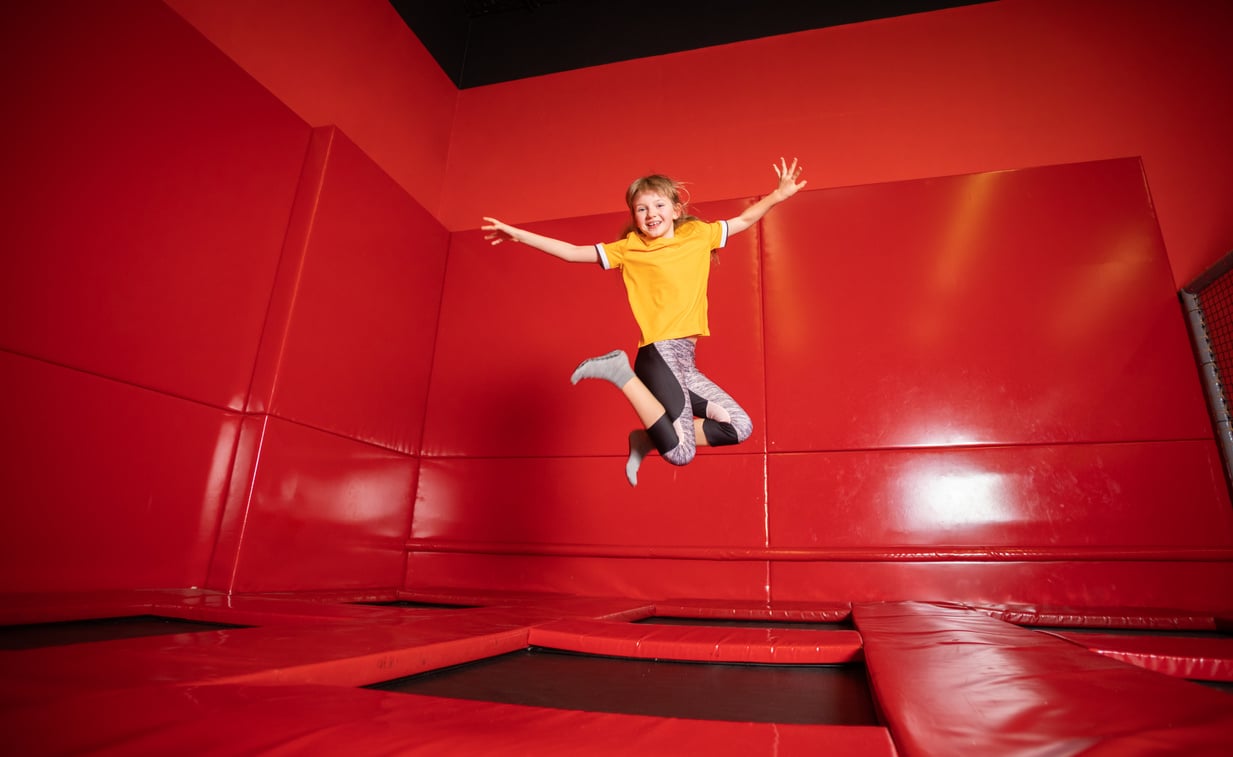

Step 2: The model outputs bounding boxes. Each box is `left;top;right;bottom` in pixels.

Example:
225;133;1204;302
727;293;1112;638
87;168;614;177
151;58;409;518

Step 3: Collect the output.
857;602;1233;756
4;684;897;756
6;590;1233;755
529;618;862;663
1043;630;1233;682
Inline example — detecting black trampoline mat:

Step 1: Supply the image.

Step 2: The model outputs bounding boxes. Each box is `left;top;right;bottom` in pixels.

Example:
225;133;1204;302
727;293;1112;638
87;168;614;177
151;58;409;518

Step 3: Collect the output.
368;648;878;725
638;616;854;631
1196;680;1233;696
0;614;251;650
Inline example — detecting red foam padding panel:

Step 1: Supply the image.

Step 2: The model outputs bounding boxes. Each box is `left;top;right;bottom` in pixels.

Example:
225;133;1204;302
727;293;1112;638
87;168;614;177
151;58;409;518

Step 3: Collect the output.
769;441;1233;550
771;560;1233;611
3;684;897;756
761;158;1210;452
954;603;1219;630
857;602;1233;755
1;0;311;409
0;590;895;754
529;619;862;664
653;600;852;622
0;611;529;709
209;416;417;593
253;127;449;453
424;199;761;458
406;552;772;602
408;452;772;599
412;455;767;548
1045;631;1233;682
0;353;236;593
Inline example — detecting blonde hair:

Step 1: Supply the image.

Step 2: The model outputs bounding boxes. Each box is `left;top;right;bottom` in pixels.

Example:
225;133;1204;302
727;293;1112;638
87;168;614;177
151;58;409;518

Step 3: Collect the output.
621;175;716;263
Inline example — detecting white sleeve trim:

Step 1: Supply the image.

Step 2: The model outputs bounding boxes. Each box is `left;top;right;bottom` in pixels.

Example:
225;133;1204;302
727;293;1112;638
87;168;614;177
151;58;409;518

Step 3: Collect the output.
596;243;612;269
718;220;729;248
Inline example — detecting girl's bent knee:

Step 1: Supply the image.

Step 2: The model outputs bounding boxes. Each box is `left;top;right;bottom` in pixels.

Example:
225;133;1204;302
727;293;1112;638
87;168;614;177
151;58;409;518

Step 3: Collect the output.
702;418;753;447
647;414;679;455
662;445;696;466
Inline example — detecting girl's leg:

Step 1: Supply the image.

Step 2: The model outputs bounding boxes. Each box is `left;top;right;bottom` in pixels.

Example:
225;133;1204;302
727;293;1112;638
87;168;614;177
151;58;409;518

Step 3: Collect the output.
570;349;676;429
571;347;693;485
685;374;752;448
632;341;696;466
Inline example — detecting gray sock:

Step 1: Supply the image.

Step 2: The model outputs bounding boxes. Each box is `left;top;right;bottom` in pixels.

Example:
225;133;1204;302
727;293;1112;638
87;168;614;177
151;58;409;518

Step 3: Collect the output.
570;350;634;387
626;429;654;486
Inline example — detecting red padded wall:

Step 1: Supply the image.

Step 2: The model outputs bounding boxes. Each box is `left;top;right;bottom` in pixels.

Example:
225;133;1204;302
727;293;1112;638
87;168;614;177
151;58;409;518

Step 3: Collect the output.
0;1;310;591
0;352;237;593
762;159;1207;451
211;127;449;592
0;1;449;593
249;127;448;454
3;0;1230;609
411;158;1233;607
759;159;1232;606
1;0;310;410
209;416;419;593
167;0;456;219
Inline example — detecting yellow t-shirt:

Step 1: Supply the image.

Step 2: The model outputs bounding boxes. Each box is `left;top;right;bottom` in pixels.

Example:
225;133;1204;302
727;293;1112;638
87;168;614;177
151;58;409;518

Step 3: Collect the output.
596;220;729;347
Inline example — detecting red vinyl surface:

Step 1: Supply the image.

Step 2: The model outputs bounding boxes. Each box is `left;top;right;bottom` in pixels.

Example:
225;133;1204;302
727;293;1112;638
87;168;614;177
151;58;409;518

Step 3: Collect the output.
6;590;1232;755
405;552;774;604
769;441;1233;549
411;156;1233;608
771;560;1233;611
5;684;896;757
760;158;1210;451
1045;631;1233;682
857;601;1233;756
0;352;236;593
252;126;449;453
412;454;767;548
529;619;863;664
651;601;851;623
208;416;418;593
1;0;311;410
2;2;448;595
953;602;1220;630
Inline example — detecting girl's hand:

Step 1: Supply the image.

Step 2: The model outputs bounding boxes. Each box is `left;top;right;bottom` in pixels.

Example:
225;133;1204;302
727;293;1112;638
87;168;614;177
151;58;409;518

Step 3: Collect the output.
772;157;807;200
481;216;517;245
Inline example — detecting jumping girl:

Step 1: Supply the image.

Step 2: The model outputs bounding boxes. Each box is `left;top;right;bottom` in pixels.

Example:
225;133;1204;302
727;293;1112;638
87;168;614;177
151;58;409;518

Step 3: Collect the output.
482;158;805;485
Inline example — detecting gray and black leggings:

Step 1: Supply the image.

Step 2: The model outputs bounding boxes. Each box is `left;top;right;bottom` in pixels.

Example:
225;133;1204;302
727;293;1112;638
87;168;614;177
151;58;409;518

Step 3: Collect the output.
635;338;752;466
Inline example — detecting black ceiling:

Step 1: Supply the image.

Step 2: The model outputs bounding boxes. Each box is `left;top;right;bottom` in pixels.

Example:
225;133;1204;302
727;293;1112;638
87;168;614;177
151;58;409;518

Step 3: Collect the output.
390;0;994;89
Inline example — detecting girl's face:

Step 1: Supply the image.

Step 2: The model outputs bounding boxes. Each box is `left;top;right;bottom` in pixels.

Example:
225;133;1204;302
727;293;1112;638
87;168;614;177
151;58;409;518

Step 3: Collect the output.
631;191;681;240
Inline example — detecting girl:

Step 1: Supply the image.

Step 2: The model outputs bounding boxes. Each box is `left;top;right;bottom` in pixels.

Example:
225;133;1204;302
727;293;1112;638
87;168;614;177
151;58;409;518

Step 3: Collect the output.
482;158;805;485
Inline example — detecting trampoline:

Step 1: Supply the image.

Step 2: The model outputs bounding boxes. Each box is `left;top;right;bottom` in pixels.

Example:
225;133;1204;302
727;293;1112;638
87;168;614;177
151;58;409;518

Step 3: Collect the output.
0;615;251;650
367;647;878;725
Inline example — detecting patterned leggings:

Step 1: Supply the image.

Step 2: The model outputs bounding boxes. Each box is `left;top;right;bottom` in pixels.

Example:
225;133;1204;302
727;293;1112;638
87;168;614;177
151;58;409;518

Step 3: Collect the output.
634;338;752;466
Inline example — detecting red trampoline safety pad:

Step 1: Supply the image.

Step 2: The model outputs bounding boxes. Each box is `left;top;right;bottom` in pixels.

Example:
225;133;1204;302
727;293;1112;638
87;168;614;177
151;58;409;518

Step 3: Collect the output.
530;618;863;663
950;601;1221;630
652;599;852;623
857;602;1233;756
1045;631;1233;682
3;684;897;756
8;590;1233;754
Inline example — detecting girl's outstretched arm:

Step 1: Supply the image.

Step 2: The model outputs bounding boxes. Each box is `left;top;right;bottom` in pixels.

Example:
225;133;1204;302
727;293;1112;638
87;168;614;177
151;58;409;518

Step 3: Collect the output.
725;157;807;235
482;217;598;263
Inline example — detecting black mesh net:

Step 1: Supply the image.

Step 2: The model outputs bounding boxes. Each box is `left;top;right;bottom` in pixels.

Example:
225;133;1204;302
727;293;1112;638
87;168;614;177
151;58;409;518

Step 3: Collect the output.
1196;274;1233;415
